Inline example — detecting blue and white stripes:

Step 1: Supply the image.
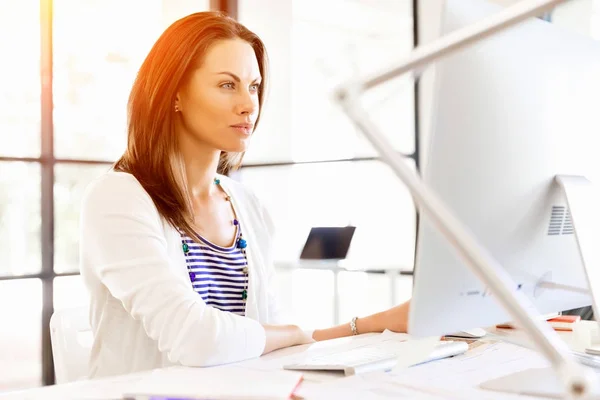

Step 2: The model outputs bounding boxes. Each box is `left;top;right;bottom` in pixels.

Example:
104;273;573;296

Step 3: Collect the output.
181;230;248;316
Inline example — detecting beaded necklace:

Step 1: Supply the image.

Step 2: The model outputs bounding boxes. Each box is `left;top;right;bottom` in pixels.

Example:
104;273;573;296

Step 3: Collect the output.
181;177;249;302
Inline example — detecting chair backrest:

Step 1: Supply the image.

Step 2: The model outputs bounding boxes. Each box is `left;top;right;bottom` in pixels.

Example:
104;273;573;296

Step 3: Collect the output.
49;306;93;384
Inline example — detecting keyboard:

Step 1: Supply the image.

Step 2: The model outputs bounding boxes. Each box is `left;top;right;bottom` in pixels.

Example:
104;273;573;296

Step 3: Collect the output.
283;339;468;376
572;351;600;370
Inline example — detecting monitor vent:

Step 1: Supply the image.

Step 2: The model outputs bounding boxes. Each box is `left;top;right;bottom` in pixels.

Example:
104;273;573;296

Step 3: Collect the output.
562;209;574;235
547;206;574;236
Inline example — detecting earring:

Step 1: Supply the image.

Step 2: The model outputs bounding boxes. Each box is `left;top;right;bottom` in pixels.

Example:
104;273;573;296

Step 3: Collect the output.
174;104;180;112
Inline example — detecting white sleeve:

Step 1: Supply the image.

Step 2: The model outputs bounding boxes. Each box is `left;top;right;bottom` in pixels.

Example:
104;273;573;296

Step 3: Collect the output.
80;173;266;367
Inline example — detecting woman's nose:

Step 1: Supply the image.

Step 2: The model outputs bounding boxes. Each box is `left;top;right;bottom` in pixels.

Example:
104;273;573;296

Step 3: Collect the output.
236;91;258;116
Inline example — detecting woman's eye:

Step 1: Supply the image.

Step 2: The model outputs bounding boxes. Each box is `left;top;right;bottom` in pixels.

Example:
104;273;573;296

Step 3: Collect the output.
221;82;234;89
250;84;260;92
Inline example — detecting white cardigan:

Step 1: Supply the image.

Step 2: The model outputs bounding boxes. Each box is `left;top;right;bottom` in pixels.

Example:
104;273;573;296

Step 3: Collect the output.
79;170;284;379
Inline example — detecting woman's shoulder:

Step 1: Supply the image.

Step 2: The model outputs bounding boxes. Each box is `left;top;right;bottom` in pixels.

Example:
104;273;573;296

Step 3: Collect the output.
84;169;145;195
82;169;156;212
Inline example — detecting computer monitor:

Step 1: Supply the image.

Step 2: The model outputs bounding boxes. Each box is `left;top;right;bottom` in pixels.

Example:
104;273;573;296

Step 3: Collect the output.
409;0;600;337
299;226;356;260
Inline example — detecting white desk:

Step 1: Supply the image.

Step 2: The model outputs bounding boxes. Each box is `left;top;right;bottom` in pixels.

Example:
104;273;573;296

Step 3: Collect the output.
3;324;594;400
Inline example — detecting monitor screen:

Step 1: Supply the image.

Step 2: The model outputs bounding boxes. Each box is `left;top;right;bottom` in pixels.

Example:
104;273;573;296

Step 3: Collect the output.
299;226;356;260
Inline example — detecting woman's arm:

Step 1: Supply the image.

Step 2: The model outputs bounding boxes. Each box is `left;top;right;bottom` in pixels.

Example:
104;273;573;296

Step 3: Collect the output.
258;300;411;352
250;186;411;351
313;300;410;341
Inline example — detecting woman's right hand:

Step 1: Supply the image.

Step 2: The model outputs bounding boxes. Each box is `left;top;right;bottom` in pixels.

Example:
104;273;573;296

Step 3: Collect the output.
262;324;314;355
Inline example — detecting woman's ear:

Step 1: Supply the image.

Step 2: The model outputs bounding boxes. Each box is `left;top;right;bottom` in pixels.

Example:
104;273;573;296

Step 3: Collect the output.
174;93;182;113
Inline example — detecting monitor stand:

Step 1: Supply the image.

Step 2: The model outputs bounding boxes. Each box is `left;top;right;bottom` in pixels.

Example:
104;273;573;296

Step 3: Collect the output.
480;175;600;398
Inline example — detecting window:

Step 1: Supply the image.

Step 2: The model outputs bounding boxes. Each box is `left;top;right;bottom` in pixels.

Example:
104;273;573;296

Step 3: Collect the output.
54;164;112;273
241;0;415;164
238;1;416;266
0;162;41;277
0;0;41;158
53;0;209;161
0;279;42;392
0;1;210;390
338;271;391;323
237;0;416;332
290;0;414;162
236;160;417;269
54;275;90;312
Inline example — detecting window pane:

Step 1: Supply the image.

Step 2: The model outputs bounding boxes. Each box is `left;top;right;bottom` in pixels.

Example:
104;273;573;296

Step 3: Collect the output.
290;269;335;329
0;279;42;392
54;164;111;273
290;0;415;162
53;0;209;161
0;0;41;157
238;0;293;164
240;0;414;163
54;275;90;312
338;271;391;323
394;274;413;305
235;159;417;270
0;162;41;277
346;160;417;270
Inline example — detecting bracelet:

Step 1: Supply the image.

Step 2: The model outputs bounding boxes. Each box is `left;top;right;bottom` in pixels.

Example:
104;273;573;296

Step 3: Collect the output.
350;316;359;335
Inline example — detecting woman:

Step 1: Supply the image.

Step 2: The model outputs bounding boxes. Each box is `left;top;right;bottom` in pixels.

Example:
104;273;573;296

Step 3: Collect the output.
80;11;410;379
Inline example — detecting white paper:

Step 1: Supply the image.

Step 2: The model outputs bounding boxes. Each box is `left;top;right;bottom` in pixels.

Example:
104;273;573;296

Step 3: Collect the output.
121;366;303;400
295;378;449;400
313;373;497;400
393;341;548;387
0;373;145;400
316;375;540;400
307;342;549;400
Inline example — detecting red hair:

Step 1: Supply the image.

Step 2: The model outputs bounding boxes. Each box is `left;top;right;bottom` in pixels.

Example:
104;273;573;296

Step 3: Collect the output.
114;11;268;238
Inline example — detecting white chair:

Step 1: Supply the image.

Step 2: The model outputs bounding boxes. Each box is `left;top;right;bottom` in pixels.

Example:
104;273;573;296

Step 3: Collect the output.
49;306;93;384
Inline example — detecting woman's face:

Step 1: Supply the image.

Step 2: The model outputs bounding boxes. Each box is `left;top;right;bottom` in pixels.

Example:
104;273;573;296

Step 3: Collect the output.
176;38;261;153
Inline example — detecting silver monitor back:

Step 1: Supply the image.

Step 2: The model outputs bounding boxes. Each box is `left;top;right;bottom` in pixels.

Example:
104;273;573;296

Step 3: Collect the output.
409;0;600;337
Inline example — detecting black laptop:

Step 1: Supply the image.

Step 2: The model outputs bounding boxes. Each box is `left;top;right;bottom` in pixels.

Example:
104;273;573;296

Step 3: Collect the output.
299;226;356;260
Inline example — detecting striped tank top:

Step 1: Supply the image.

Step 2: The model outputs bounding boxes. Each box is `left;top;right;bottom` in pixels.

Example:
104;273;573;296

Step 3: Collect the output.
181;227;249;316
